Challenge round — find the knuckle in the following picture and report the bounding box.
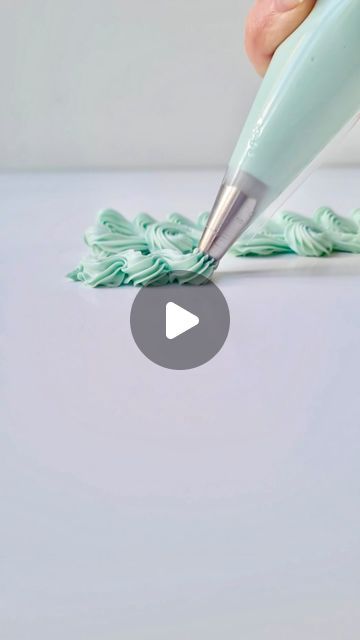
[246,1,280,58]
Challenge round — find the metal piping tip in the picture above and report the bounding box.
[198,228,218,256]
[198,185,257,262]
[198,172,267,262]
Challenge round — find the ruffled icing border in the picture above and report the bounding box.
[68,207,360,287]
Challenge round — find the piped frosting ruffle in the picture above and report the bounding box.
[69,207,360,287]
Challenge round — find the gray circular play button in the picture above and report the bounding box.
[130,272,230,370]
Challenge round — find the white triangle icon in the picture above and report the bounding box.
[166,302,200,340]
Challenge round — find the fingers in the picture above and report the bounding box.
[245,0,317,76]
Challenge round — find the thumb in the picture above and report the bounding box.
[245,0,317,76]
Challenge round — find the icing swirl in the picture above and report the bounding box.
[96,209,135,235]
[145,221,196,253]
[133,213,157,232]
[231,218,290,257]
[68,253,128,288]
[278,211,334,257]
[314,207,360,253]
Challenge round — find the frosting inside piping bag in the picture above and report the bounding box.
[68,207,360,287]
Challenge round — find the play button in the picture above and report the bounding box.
[130,271,230,370]
[166,303,199,340]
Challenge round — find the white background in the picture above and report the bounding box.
[1,0,359,170]
[1,167,360,638]
[1,2,360,634]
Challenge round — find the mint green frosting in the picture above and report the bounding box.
[68,207,360,287]
[231,208,360,258]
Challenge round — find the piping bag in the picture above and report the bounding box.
[199,0,360,262]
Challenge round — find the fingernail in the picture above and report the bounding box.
[275,0,304,11]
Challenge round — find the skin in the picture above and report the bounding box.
[245,0,317,75]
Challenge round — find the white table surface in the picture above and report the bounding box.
[1,168,360,639]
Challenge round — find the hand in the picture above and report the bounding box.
[245,0,317,76]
